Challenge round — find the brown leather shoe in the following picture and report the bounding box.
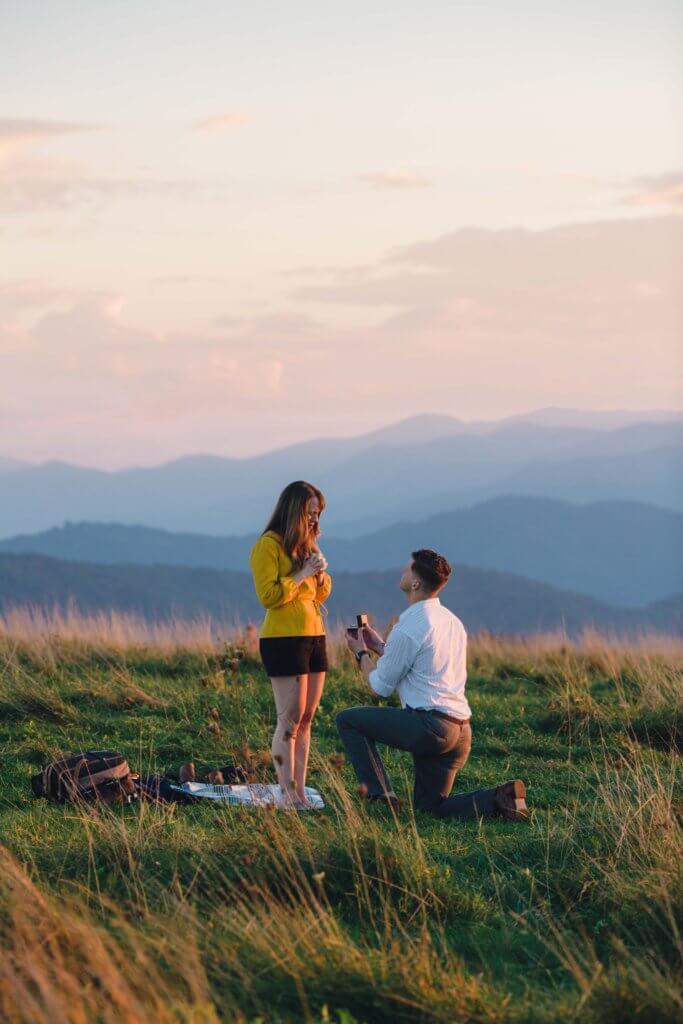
[494,779,529,821]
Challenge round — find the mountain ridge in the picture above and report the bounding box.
[0,416,681,539]
[1,496,680,608]
[3,409,681,473]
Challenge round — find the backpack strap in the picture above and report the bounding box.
[76,760,130,794]
[44,756,89,801]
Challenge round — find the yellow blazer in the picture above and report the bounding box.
[249,531,333,638]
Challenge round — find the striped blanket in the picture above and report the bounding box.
[176,781,325,809]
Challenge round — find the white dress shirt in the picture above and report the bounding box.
[368,597,471,720]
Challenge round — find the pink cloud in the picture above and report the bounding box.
[0,163,196,214]
[2,214,681,463]
[0,118,99,143]
[192,112,250,135]
[0,116,194,213]
[619,172,683,207]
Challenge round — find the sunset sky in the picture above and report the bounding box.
[2,0,682,467]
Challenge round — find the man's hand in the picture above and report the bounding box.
[361,625,385,655]
[345,628,379,692]
[345,629,368,655]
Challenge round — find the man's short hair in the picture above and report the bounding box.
[411,549,452,592]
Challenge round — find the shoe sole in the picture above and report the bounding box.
[497,779,529,821]
[511,779,526,803]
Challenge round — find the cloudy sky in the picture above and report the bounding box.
[2,0,682,467]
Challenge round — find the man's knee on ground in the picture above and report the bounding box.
[413,792,443,815]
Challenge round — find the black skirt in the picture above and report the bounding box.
[259,636,328,677]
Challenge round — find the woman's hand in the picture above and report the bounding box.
[294,553,327,582]
[313,545,329,586]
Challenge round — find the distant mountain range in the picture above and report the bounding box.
[0,412,681,539]
[1,553,680,636]
[0,458,26,473]
[1,497,680,608]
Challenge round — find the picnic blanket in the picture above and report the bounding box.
[176,781,325,809]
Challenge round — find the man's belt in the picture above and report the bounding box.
[408,706,471,726]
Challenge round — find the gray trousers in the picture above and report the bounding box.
[336,705,497,818]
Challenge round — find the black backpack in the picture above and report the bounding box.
[31,750,135,804]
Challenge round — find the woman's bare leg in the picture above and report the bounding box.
[270,676,306,807]
[294,671,326,805]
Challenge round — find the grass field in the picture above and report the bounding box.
[0,614,681,1023]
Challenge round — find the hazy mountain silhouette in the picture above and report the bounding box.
[323,498,683,607]
[1,497,680,607]
[349,447,683,536]
[495,408,683,430]
[0,413,680,538]
[0,458,28,473]
[0,553,680,636]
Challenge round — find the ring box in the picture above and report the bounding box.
[346,613,369,637]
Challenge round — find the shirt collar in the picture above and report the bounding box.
[401,596,441,619]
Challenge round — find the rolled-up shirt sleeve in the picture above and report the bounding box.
[368,628,419,698]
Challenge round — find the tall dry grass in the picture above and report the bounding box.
[2,603,681,668]
[0,605,224,657]
[3,738,680,1023]
[468,627,683,746]
[0,844,221,1024]
[0,765,516,1024]
[1,608,681,1021]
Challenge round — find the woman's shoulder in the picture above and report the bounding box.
[250,531,283,556]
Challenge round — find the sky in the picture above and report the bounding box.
[1,0,682,467]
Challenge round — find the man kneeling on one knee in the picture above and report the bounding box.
[338,549,529,821]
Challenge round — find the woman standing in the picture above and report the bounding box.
[249,481,332,808]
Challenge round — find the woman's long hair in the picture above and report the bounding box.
[263,481,326,568]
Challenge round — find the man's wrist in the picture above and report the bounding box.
[355,649,370,666]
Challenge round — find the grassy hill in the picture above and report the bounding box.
[0,552,681,635]
[0,627,680,1022]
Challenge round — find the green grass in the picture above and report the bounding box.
[0,630,681,1023]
